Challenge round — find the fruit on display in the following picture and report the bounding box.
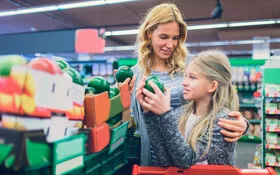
[0,55,27,76]
[21,94,36,114]
[109,86,120,98]
[23,73,36,96]
[29,57,62,75]
[63,67,84,86]
[115,66,134,83]
[144,75,164,93]
[0,77,22,95]
[9,71,36,97]
[55,59,70,71]
[0,92,14,112]
[88,76,110,94]
[85,87,96,95]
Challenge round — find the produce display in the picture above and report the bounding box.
[85,86,96,95]
[0,56,131,175]
[109,86,120,98]
[55,59,70,70]
[0,55,27,76]
[63,67,84,86]
[88,76,110,94]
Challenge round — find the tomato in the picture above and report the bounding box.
[115,66,134,83]
[63,67,84,86]
[88,76,110,94]
[144,76,164,93]
[109,86,119,98]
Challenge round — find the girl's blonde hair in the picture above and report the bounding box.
[178,50,239,158]
[136,3,187,76]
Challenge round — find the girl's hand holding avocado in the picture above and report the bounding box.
[136,77,171,115]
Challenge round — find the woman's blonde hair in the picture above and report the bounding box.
[136,3,188,76]
[178,50,239,159]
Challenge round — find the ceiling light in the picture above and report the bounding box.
[186,39,264,47]
[17,6,58,15]
[0,11,17,17]
[57,1,104,10]
[104,45,135,51]
[228,20,276,27]
[0,0,140,17]
[188,23,228,30]
[103,19,279,36]
[104,29,139,36]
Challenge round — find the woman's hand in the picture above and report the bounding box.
[114,69,136,93]
[123,76,136,93]
[138,79,171,115]
[218,111,248,142]
[136,77,150,112]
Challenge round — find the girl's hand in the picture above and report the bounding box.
[218,111,248,142]
[141,81,171,115]
[114,69,136,93]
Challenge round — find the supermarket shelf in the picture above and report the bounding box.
[239,135,261,143]
[266,144,280,149]
[266,162,280,167]
[265,95,280,98]
[265,110,280,115]
[266,128,280,132]
[239,103,259,108]
[248,119,261,124]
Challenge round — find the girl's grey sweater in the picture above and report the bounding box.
[143,106,236,168]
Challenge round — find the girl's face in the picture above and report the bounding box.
[182,62,214,102]
[149,21,180,61]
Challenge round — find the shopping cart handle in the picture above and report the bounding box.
[132,164,277,175]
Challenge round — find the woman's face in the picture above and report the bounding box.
[149,21,180,61]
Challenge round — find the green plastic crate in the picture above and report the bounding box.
[106,113,122,127]
[52,134,86,175]
[66,166,84,175]
[84,147,107,174]
[84,138,128,175]
[2,164,51,175]
[108,121,129,154]
[127,128,140,160]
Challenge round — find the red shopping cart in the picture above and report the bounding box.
[132,165,277,175]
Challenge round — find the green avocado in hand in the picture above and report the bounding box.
[144,76,164,94]
[115,66,134,83]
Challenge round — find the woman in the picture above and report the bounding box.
[126,3,248,166]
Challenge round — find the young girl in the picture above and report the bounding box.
[136,50,239,168]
